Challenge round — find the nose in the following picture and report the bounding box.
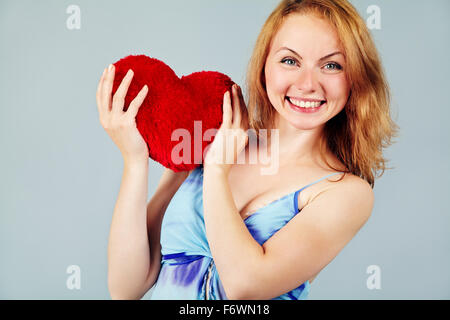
[294,67,317,93]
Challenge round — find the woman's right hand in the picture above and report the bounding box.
[96,64,149,162]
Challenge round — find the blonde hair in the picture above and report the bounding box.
[244,0,399,187]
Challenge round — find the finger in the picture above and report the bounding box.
[222,90,232,127]
[96,67,106,103]
[126,85,148,119]
[231,84,241,127]
[96,68,107,116]
[112,69,134,116]
[238,86,250,130]
[102,64,116,113]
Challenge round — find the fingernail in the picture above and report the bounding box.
[108,64,113,71]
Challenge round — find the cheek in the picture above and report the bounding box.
[265,64,290,97]
[322,74,350,102]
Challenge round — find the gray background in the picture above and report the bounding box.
[1,0,449,299]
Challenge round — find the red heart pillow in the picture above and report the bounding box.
[111,54,234,172]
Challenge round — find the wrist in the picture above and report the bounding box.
[123,155,149,170]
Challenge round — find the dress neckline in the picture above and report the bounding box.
[198,165,344,223]
[242,191,296,222]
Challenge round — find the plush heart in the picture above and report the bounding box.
[111,54,234,172]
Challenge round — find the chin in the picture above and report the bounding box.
[279,113,324,130]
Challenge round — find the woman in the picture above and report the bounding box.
[98,0,398,300]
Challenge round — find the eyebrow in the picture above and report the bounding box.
[277,46,344,61]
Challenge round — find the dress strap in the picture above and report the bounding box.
[298,172,344,192]
[293,172,345,213]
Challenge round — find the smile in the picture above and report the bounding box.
[285,96,326,113]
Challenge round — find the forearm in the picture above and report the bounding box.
[107,157,150,299]
[203,166,265,299]
[146,168,191,257]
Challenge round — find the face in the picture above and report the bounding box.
[264,13,351,130]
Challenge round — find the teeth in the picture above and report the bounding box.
[288,97,323,108]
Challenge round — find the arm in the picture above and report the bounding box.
[98,63,152,299]
[247,176,374,299]
[202,85,262,299]
[107,160,191,300]
[107,157,150,300]
[203,167,264,299]
[203,169,374,300]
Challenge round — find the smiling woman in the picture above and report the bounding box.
[247,0,398,186]
[104,0,398,301]
[144,0,399,301]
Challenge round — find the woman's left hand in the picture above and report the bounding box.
[203,84,249,175]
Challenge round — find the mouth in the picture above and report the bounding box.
[285,96,326,113]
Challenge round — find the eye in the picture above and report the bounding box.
[323,62,343,71]
[280,57,298,66]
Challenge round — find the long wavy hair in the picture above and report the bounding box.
[244,0,399,187]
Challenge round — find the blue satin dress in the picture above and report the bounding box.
[150,164,344,300]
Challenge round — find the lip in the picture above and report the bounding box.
[286,97,326,113]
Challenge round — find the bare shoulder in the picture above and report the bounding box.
[334,171,371,186]
[301,168,372,203]
[337,172,374,201]
[291,171,375,253]
[320,172,374,221]
[297,169,374,226]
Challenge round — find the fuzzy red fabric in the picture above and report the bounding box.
[111,54,234,172]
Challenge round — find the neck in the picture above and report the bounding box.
[262,113,328,168]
